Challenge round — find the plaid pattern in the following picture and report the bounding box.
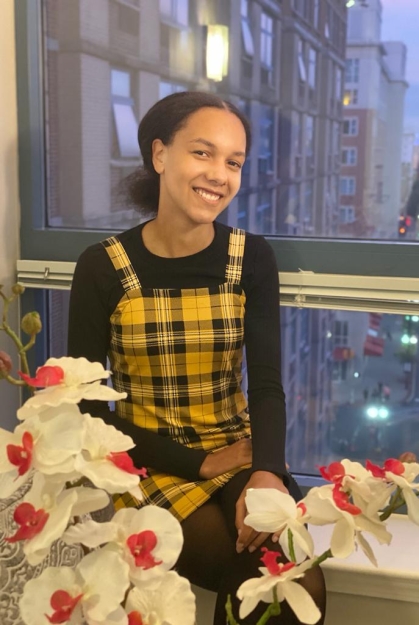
[103,229,251,521]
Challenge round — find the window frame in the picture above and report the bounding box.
[16,0,419,287]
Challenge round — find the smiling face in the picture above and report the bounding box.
[151,107,247,228]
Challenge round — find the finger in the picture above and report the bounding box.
[236,526,258,552]
[248,531,270,553]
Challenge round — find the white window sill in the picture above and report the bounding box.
[310,513,419,604]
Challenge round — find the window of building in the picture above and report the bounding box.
[118,3,140,36]
[342,147,357,165]
[241,0,254,57]
[160,0,188,27]
[340,176,356,195]
[237,193,249,230]
[343,117,359,136]
[343,89,358,106]
[159,80,186,99]
[298,39,306,82]
[111,69,140,159]
[258,105,275,177]
[308,48,317,89]
[256,189,272,233]
[339,206,355,224]
[260,12,273,68]
[345,58,360,83]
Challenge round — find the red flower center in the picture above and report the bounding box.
[19,365,64,388]
[366,458,405,479]
[332,484,361,515]
[45,590,83,624]
[128,611,144,625]
[6,502,49,543]
[260,548,296,576]
[6,431,34,476]
[107,451,148,477]
[318,461,345,484]
[126,530,162,569]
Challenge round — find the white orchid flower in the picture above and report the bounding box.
[366,458,419,524]
[7,472,109,566]
[19,549,130,625]
[73,415,144,497]
[63,506,183,586]
[244,488,314,563]
[0,406,85,497]
[324,459,393,517]
[304,485,391,565]
[237,551,321,624]
[17,357,126,420]
[126,571,196,625]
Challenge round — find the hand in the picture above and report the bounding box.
[235,471,289,554]
[199,438,252,480]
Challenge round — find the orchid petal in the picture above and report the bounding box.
[77,550,130,621]
[283,580,322,625]
[403,487,419,525]
[127,571,196,625]
[20,567,80,625]
[330,518,355,558]
[356,532,378,567]
[63,519,119,548]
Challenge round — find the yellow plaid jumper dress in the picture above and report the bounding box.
[102,228,251,521]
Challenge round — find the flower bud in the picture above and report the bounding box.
[21,311,42,336]
[398,451,417,464]
[0,351,13,375]
[12,283,25,296]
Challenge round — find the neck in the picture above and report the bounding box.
[142,218,215,258]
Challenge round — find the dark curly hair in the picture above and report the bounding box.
[123,91,252,217]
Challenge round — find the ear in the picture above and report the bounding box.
[151,139,167,174]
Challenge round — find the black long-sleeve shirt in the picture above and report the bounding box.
[67,221,287,482]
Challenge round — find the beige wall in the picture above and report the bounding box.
[0,0,20,428]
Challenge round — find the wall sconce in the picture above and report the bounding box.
[206,25,229,81]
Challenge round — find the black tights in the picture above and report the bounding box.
[176,470,326,625]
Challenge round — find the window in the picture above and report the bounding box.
[345,58,360,83]
[258,105,274,177]
[237,194,249,230]
[159,80,185,99]
[160,0,188,27]
[15,0,419,483]
[340,176,356,195]
[118,4,139,36]
[111,70,140,159]
[298,39,306,82]
[240,0,254,57]
[343,117,359,136]
[342,147,357,165]
[339,206,355,224]
[308,48,317,89]
[260,13,273,68]
[343,89,358,106]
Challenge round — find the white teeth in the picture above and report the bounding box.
[194,188,221,201]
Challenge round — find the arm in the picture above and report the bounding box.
[235,238,290,551]
[68,247,251,481]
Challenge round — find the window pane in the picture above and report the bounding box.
[281,307,419,475]
[111,69,130,98]
[41,0,419,241]
[47,293,419,477]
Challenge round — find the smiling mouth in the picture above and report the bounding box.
[193,187,223,203]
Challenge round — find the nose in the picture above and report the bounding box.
[205,159,228,186]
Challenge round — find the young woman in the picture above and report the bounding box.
[68,91,325,624]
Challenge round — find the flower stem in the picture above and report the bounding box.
[311,549,333,568]
[225,595,239,625]
[255,588,281,625]
[379,487,404,522]
[288,528,297,563]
